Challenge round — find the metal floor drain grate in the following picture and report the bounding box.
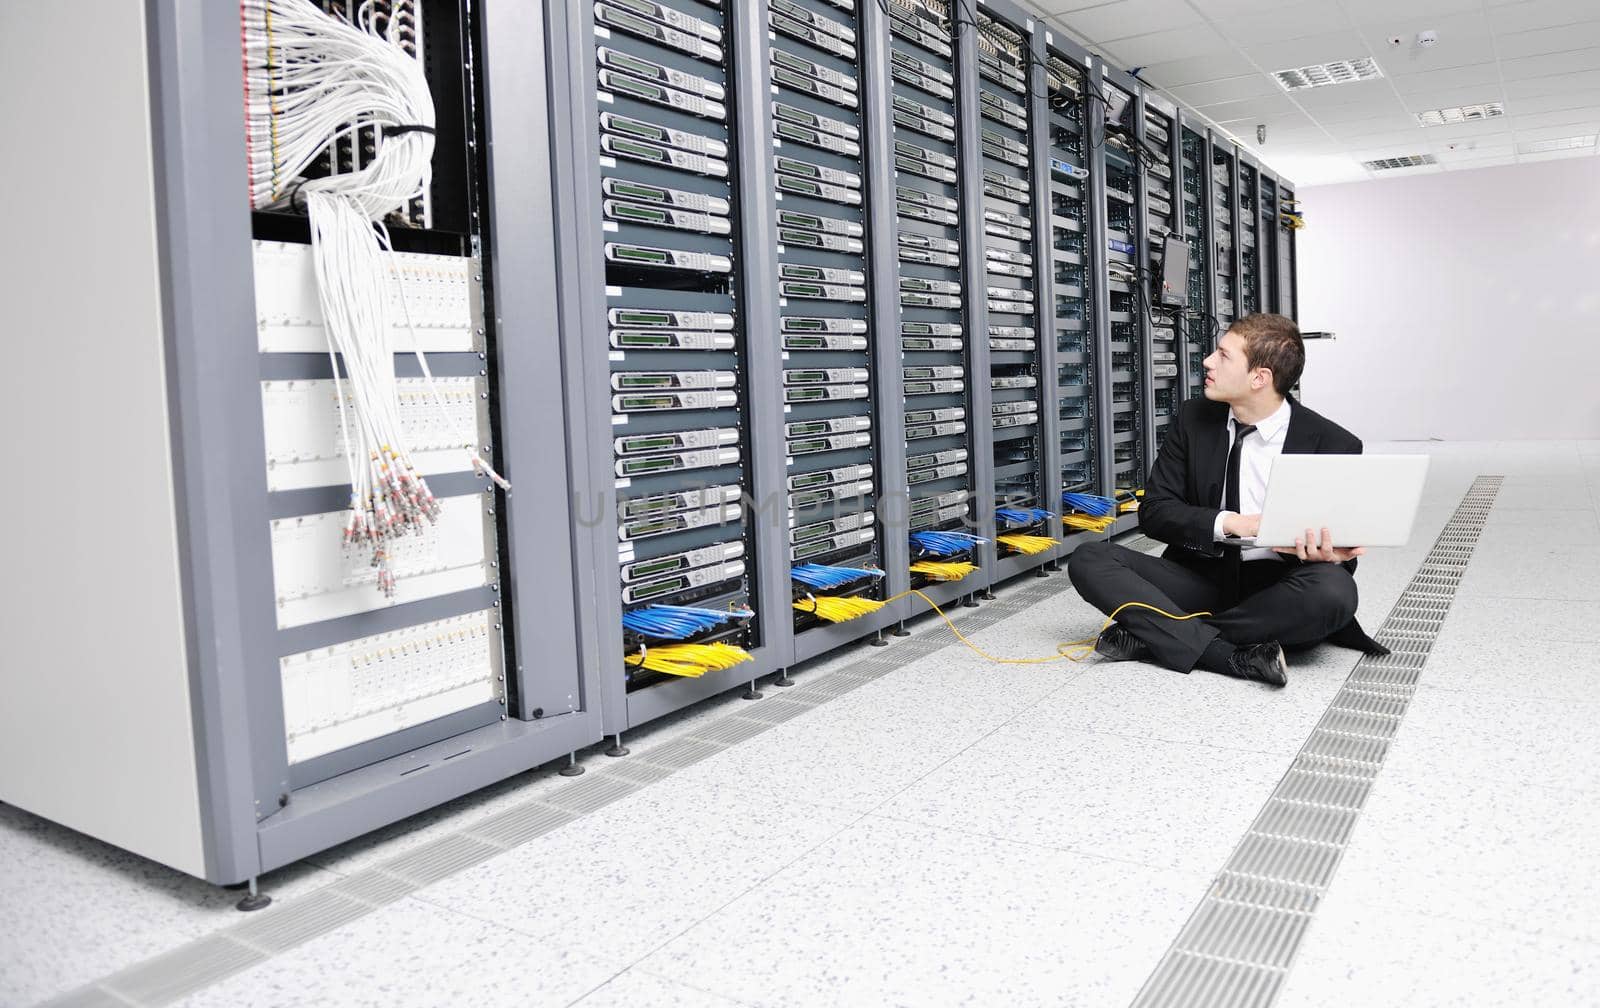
[43,543,1109,1007]
[1132,476,1502,1008]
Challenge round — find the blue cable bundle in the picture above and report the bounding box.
[622,605,750,641]
[909,530,988,556]
[791,564,884,590]
[996,506,1054,527]
[1062,492,1116,517]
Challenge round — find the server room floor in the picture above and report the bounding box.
[6,440,1600,1008]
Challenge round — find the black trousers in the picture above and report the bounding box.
[1066,541,1359,673]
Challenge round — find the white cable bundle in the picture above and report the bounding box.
[242,0,508,596]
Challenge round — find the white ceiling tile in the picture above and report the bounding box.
[1427,130,1514,148]
[1387,63,1504,94]
[1189,0,1287,18]
[1495,22,1600,60]
[1327,126,1432,149]
[1512,120,1600,141]
[1167,74,1281,105]
[1366,37,1501,76]
[1432,145,1518,164]
[1189,92,1301,120]
[1210,3,1352,47]
[1288,79,1397,113]
[1358,10,1492,48]
[1512,87,1600,114]
[1415,121,1516,143]
[1508,109,1600,131]
[1301,91,1410,122]
[1103,24,1233,66]
[1517,146,1600,162]
[1244,31,1378,72]
[1060,0,1202,42]
[1398,84,1518,111]
[1341,0,1483,22]
[1439,154,1521,172]
[1486,0,1600,34]
[1030,0,1125,14]
[1502,69,1600,98]
[1134,51,1259,86]
[1500,49,1600,81]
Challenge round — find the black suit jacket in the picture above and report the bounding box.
[1138,395,1388,654]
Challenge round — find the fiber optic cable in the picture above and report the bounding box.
[909,530,987,556]
[625,642,752,678]
[996,533,1057,555]
[1061,492,1116,517]
[996,506,1054,528]
[791,564,885,591]
[622,605,751,641]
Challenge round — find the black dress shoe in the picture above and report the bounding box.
[1226,641,1289,687]
[1093,624,1152,662]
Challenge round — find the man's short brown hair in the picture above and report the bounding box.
[1229,313,1304,396]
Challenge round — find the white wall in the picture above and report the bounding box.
[1296,157,1600,442]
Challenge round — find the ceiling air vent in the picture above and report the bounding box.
[1274,58,1382,92]
[1415,102,1504,126]
[1519,135,1596,154]
[1362,154,1438,170]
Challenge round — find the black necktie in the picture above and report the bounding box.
[1225,424,1257,515]
[1222,423,1257,604]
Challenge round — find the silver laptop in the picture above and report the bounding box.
[1245,454,1430,549]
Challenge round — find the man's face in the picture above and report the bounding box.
[1201,329,1268,404]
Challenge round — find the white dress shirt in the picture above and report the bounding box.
[1212,396,1292,562]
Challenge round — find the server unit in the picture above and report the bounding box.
[1,0,599,886]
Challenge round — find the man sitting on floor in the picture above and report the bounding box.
[1066,312,1387,687]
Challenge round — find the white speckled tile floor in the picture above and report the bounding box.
[6,441,1600,1006]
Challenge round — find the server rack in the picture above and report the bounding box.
[0,0,603,886]
[1140,95,1182,453]
[560,0,793,739]
[975,4,1057,582]
[1257,169,1280,314]
[1178,116,1212,401]
[1237,155,1262,317]
[1045,38,1103,532]
[768,0,909,664]
[1096,63,1147,507]
[1278,180,1300,320]
[887,0,991,607]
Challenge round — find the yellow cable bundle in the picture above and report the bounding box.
[794,595,886,623]
[910,559,978,582]
[1118,499,1140,514]
[997,533,1058,555]
[624,642,752,678]
[1062,513,1115,533]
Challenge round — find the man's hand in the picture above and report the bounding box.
[1222,512,1261,539]
[1275,528,1367,563]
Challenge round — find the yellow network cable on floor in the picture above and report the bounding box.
[879,590,1214,665]
[794,595,886,623]
[996,533,1058,555]
[625,642,752,678]
[910,559,978,582]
